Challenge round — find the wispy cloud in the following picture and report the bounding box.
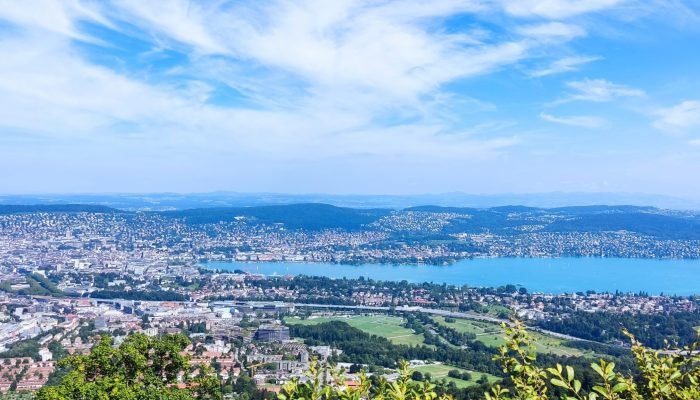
[540,112,606,128]
[565,78,645,102]
[499,0,626,19]
[516,22,587,42]
[653,100,700,133]
[529,56,601,77]
[0,0,110,42]
[0,0,535,162]
[107,0,229,54]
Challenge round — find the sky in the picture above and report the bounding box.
[1,0,700,197]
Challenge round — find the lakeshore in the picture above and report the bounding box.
[204,257,700,295]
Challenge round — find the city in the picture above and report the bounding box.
[1,206,699,398]
[2,0,700,399]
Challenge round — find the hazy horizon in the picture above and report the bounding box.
[3,190,700,210]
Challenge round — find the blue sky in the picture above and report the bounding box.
[1,0,700,197]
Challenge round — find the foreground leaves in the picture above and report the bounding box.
[35,333,221,400]
[486,322,700,400]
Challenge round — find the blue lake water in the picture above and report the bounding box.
[203,258,700,295]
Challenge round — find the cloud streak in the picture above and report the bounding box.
[540,112,606,128]
[566,78,645,102]
[529,56,601,77]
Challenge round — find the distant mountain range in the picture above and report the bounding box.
[1,191,699,211]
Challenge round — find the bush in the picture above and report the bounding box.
[35,333,221,400]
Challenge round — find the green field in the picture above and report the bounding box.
[431,316,588,357]
[285,314,428,346]
[410,363,500,388]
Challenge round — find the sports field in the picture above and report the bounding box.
[286,314,428,346]
[410,363,500,388]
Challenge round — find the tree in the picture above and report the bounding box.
[411,370,424,381]
[485,321,700,400]
[349,363,363,373]
[49,341,68,361]
[35,333,221,400]
[232,373,257,398]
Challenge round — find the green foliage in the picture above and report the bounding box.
[48,341,68,361]
[33,321,700,400]
[448,370,472,381]
[537,311,700,348]
[0,273,65,297]
[485,321,700,400]
[279,360,452,400]
[35,333,221,400]
[282,320,700,400]
[89,289,187,301]
[290,320,501,374]
[0,339,41,360]
[23,273,64,296]
[161,203,391,231]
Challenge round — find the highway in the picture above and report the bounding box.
[33,294,598,344]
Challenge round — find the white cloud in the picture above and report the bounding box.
[517,22,586,42]
[689,139,700,146]
[500,0,626,19]
[0,0,111,42]
[202,1,529,102]
[107,0,229,54]
[529,56,601,77]
[0,30,520,165]
[653,100,700,133]
[540,112,606,128]
[566,78,645,102]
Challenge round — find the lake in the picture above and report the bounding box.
[203,257,700,295]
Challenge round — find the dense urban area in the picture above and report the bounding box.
[1,204,700,399]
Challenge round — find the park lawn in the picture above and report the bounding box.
[411,363,500,389]
[432,316,506,346]
[286,314,428,347]
[431,316,586,357]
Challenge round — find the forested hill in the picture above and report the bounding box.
[404,205,700,238]
[0,204,121,214]
[3,202,700,240]
[158,203,392,230]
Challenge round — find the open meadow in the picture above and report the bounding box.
[410,363,500,389]
[285,314,428,347]
[430,316,590,357]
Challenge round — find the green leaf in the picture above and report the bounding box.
[573,380,581,393]
[612,382,628,393]
[590,363,604,377]
[551,378,568,389]
[566,366,575,382]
